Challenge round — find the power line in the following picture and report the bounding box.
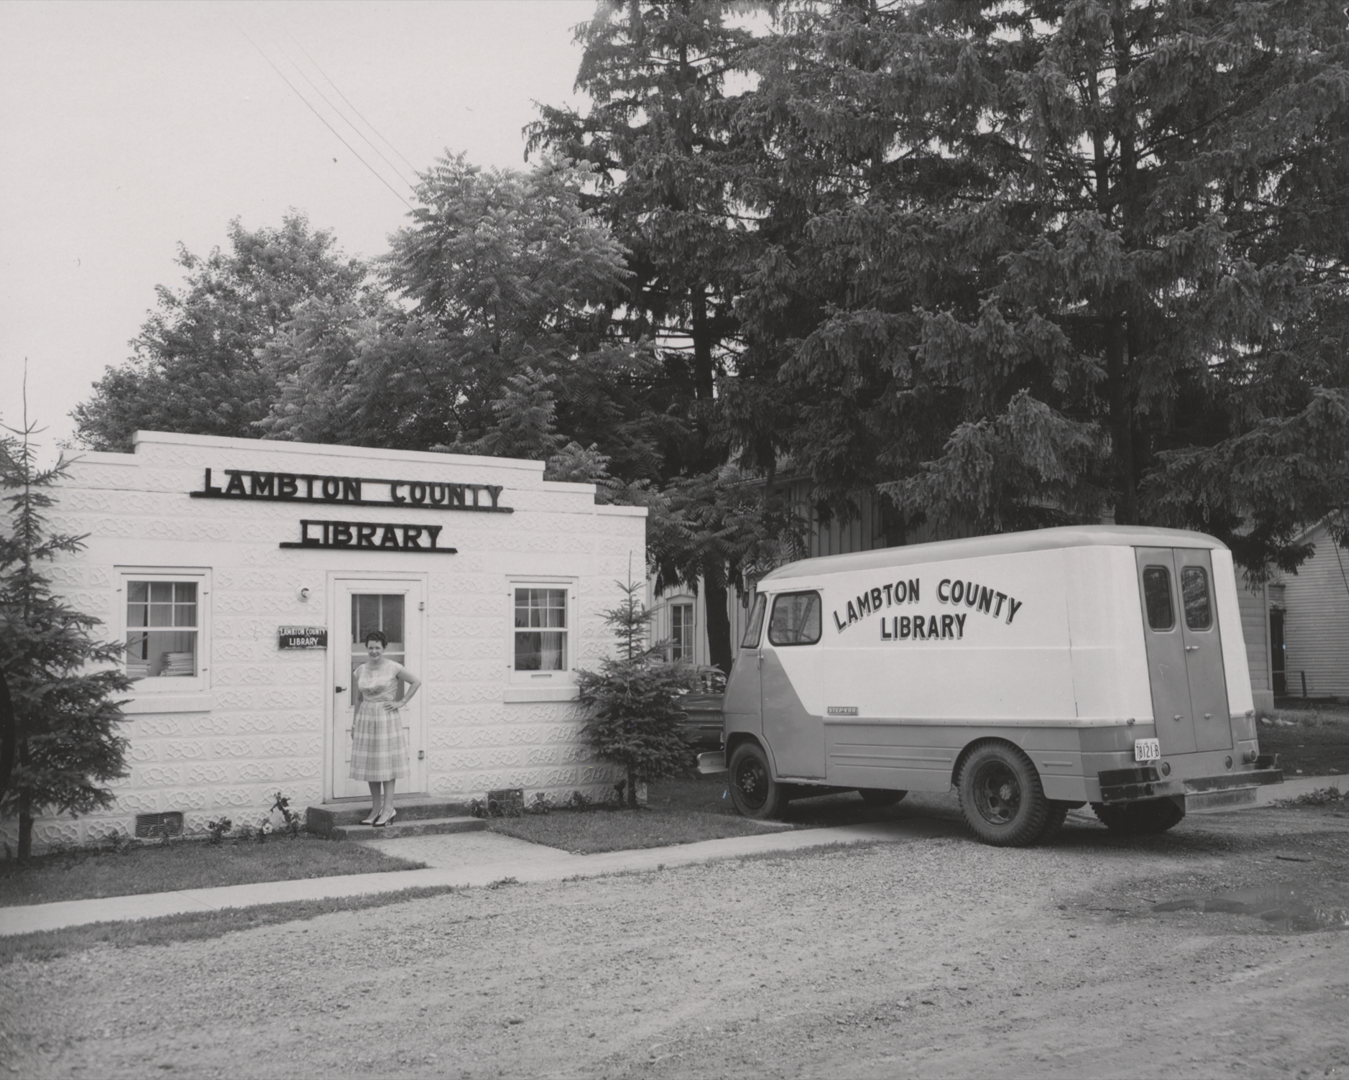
[287,35,422,184]
[237,25,416,212]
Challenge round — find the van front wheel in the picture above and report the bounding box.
[729,743,785,820]
[957,742,1052,847]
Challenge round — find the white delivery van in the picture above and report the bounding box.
[713,525,1282,846]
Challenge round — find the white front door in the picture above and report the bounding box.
[328,576,426,799]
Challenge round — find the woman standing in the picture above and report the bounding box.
[351,629,420,826]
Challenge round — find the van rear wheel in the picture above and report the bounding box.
[729,743,785,820]
[957,742,1052,847]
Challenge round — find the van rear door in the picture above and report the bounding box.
[1136,548,1233,755]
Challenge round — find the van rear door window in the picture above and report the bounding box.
[741,594,766,648]
[1142,566,1175,631]
[1181,566,1212,630]
[768,591,822,646]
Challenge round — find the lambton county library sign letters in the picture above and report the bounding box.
[190,467,516,553]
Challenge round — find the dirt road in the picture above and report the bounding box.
[3,797,1347,1079]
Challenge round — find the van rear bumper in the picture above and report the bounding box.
[1098,758,1283,806]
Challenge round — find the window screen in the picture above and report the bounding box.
[1142,566,1174,631]
[768,592,822,646]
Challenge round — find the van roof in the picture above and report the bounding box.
[760,524,1225,583]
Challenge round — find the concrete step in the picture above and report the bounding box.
[306,798,477,838]
[329,814,486,841]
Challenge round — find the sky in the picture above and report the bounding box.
[0,0,595,459]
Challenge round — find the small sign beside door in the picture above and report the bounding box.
[279,625,328,650]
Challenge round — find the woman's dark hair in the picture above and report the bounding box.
[363,629,388,647]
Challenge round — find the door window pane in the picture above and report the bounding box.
[1142,567,1174,631]
[768,592,822,646]
[1181,566,1212,630]
[352,594,404,648]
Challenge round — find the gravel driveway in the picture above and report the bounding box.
[3,796,1347,1079]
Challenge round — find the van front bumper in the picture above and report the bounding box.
[1098,756,1283,810]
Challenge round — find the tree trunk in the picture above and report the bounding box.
[704,576,733,677]
[17,803,33,861]
[1106,314,1138,525]
[0,670,14,801]
[626,763,638,809]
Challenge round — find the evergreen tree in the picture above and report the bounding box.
[575,577,694,807]
[730,0,1349,572]
[0,418,130,860]
[531,2,780,669]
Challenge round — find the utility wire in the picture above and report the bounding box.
[288,35,422,183]
[238,25,416,212]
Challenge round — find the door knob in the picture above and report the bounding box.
[335,686,346,694]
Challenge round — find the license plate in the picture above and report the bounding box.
[1134,738,1161,763]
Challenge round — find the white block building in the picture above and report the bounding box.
[8,431,646,850]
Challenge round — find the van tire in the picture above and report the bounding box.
[858,789,907,807]
[1092,798,1186,835]
[729,743,786,819]
[957,742,1051,847]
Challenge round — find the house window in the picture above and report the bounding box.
[512,583,571,681]
[670,601,695,661]
[120,570,209,690]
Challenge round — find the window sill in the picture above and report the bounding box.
[121,692,213,715]
[503,686,579,703]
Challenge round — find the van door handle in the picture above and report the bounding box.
[1184,645,1199,652]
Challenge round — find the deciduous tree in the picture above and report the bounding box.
[73,214,369,451]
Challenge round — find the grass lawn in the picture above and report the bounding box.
[485,774,915,853]
[0,835,426,908]
[485,776,770,852]
[0,885,461,968]
[1258,703,1349,777]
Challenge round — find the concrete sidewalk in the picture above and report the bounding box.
[0,774,1339,940]
[0,821,915,939]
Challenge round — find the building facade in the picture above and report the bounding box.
[6,432,646,851]
[1269,520,1349,701]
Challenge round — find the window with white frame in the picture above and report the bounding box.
[669,600,695,661]
[120,570,210,690]
[511,582,572,682]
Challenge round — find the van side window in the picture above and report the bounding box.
[741,594,766,648]
[768,591,822,646]
[1181,566,1212,630]
[1142,566,1174,631]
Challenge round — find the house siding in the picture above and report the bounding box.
[1276,523,1349,699]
